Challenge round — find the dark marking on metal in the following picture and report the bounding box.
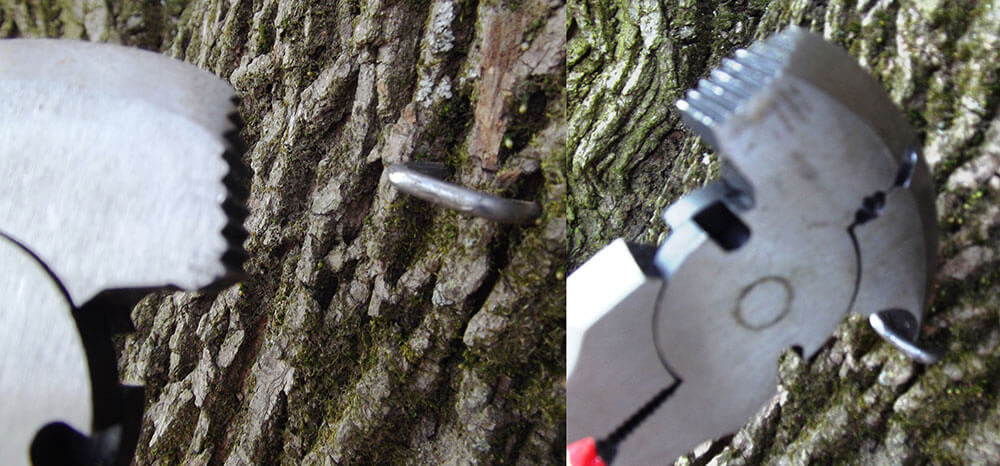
[789,150,819,181]
[733,275,794,330]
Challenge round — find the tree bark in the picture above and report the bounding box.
[1,0,566,464]
[570,0,1000,464]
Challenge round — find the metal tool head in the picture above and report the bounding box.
[0,38,249,307]
[0,39,250,465]
[568,27,937,464]
[0,235,92,463]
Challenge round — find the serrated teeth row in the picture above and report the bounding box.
[219,102,252,276]
[676,29,796,132]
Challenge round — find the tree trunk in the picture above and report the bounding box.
[570,0,1000,464]
[1,0,566,464]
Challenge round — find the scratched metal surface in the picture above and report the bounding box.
[0,235,91,465]
[568,28,936,464]
[0,39,247,306]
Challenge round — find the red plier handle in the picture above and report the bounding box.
[567,437,608,466]
[567,381,681,465]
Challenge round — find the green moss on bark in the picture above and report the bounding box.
[570,0,1000,463]
[1,0,565,463]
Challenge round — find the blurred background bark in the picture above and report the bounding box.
[1,0,566,463]
[569,0,1000,464]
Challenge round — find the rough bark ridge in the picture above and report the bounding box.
[2,0,566,463]
[570,0,1000,464]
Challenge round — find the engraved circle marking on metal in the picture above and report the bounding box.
[636,28,933,465]
[734,276,793,330]
[0,235,91,466]
[567,27,938,465]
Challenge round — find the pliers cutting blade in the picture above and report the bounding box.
[567,27,939,465]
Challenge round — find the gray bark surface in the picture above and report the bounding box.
[569,0,1000,464]
[1,0,566,464]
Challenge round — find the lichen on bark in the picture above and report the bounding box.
[570,0,1000,464]
[1,0,566,463]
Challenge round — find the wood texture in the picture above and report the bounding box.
[1,0,566,463]
[569,0,1000,464]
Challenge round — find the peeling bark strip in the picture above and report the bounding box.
[0,0,566,464]
[570,0,1000,464]
[471,3,567,172]
[470,8,525,172]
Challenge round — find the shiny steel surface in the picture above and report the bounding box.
[870,309,941,364]
[567,240,677,453]
[0,39,250,464]
[0,235,91,465]
[567,27,938,464]
[387,161,542,224]
[0,39,248,307]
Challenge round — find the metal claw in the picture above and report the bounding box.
[869,309,942,364]
[386,161,541,224]
[568,27,941,465]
